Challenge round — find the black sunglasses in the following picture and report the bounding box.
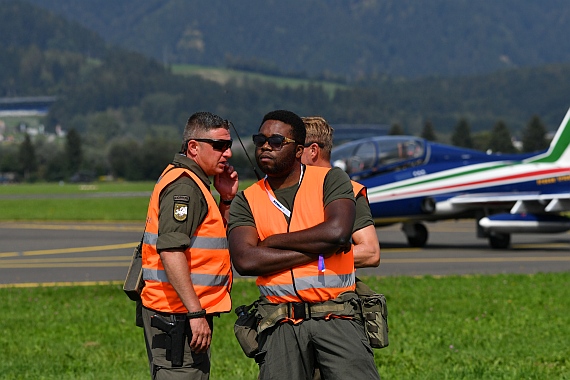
[191,138,233,151]
[252,134,297,150]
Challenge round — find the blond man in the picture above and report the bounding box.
[301,116,380,268]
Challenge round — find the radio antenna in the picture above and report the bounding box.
[229,121,261,180]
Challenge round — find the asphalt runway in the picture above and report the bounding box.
[0,220,569,286]
[363,220,570,277]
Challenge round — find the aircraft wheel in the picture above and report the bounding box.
[489,233,510,249]
[405,223,428,247]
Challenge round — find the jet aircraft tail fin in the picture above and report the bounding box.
[527,106,570,164]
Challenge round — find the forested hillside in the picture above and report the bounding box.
[22,0,570,79]
[1,0,570,183]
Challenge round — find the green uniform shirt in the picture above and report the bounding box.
[156,154,211,252]
[228,166,356,234]
[354,189,374,233]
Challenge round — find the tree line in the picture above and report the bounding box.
[3,1,570,137]
[0,0,563,183]
[408,114,550,153]
[1,112,550,184]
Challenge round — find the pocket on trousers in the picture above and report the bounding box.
[233,303,260,358]
[361,294,389,349]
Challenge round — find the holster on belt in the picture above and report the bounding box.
[256,292,360,334]
[151,314,188,367]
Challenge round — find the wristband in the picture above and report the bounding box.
[186,309,206,319]
[221,198,233,205]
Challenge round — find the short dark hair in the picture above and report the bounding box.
[260,110,306,146]
[183,112,229,142]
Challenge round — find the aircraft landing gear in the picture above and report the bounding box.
[402,222,428,247]
[488,232,511,249]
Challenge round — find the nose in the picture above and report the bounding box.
[259,140,272,150]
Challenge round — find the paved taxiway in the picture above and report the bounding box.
[0,220,569,286]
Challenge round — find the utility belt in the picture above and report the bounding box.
[234,280,389,359]
[233,292,359,358]
[256,292,360,333]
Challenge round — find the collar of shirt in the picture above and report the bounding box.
[172,154,211,189]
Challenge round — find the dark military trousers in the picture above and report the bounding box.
[142,306,212,380]
[256,317,380,380]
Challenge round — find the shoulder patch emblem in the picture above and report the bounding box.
[173,203,188,222]
[173,195,190,203]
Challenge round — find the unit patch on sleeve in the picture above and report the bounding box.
[173,195,190,203]
[173,195,190,222]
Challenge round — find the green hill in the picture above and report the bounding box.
[2,0,570,183]
[22,0,570,79]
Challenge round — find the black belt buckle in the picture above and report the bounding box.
[292,302,310,320]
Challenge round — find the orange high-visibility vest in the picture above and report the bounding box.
[352,180,366,199]
[141,164,232,314]
[243,165,356,304]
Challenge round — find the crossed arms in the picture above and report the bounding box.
[228,198,355,276]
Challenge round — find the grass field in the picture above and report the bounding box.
[0,181,257,221]
[0,182,153,220]
[0,181,154,195]
[1,274,569,379]
[171,64,346,98]
[1,182,569,378]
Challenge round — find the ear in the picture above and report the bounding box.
[186,140,199,157]
[295,144,305,159]
[309,143,319,160]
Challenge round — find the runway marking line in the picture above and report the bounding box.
[0,262,131,269]
[0,222,142,232]
[1,256,131,263]
[511,243,570,249]
[381,242,569,253]
[0,280,124,289]
[0,255,132,269]
[0,252,18,258]
[0,242,138,257]
[381,256,570,264]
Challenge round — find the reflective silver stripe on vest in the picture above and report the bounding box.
[143,268,230,287]
[143,233,226,250]
[258,272,355,298]
[191,273,230,287]
[143,268,168,282]
[189,236,228,249]
[143,232,158,246]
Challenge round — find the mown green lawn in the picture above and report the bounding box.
[0,181,154,195]
[1,274,569,379]
[0,181,257,221]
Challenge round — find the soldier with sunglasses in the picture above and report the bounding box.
[228,110,380,380]
[140,111,237,380]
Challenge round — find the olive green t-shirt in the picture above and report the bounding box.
[354,188,374,233]
[155,154,211,252]
[228,166,362,234]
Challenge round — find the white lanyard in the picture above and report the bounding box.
[262,165,325,272]
[263,164,305,218]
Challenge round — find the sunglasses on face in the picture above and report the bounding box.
[252,134,297,150]
[192,138,233,151]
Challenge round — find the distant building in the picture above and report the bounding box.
[0,96,57,117]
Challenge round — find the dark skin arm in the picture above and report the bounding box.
[228,197,355,276]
